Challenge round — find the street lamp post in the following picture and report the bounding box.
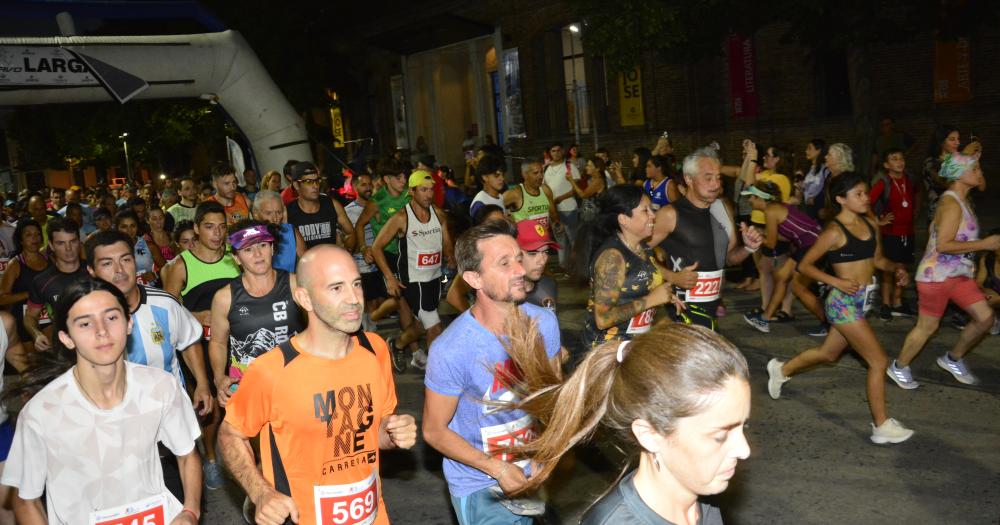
[119,132,132,182]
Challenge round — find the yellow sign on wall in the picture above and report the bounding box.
[619,67,644,127]
[330,106,345,147]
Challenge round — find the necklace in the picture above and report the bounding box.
[72,366,123,409]
[891,176,909,208]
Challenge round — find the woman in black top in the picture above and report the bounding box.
[0,219,49,348]
[494,318,749,524]
[766,173,914,445]
[581,185,680,351]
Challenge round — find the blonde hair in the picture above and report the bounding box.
[261,170,282,190]
[495,310,749,494]
[827,143,855,172]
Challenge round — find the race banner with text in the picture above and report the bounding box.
[0,46,98,87]
[618,66,644,127]
[726,35,758,118]
[933,37,971,104]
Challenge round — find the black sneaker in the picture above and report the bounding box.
[950,313,968,331]
[892,303,916,318]
[878,304,893,322]
[808,323,829,337]
[389,338,408,373]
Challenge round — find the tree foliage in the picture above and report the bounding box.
[6,100,229,172]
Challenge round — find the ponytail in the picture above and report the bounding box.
[494,310,749,495]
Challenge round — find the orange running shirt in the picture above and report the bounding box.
[225,333,397,525]
[211,193,252,226]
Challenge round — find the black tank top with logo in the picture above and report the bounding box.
[658,197,727,321]
[226,270,305,377]
[287,195,340,248]
[583,236,659,349]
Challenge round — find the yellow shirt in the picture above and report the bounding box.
[750,170,791,224]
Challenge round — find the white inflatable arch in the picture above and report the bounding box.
[0,30,313,172]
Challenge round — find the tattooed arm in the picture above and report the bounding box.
[591,248,674,330]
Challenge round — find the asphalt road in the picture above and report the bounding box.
[203,193,1000,524]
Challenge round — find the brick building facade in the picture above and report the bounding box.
[358,0,999,182]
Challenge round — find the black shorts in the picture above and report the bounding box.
[882,234,915,265]
[761,240,791,258]
[403,279,441,314]
[361,271,388,301]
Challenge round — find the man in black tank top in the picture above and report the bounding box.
[208,221,305,408]
[286,162,357,250]
[650,148,763,330]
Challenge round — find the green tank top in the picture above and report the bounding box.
[372,188,411,254]
[510,184,551,226]
[179,249,241,312]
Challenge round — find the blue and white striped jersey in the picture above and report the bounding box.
[126,285,202,386]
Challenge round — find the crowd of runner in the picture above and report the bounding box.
[0,121,991,524]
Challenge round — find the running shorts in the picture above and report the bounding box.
[917,277,986,318]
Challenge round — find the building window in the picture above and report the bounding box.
[562,24,590,133]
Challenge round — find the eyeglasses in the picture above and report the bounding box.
[298,178,322,186]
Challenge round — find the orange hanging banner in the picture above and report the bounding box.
[933,37,971,104]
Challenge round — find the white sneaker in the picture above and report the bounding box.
[990,316,1000,336]
[766,359,789,400]
[886,360,919,390]
[870,418,914,444]
[936,354,979,385]
[410,349,428,370]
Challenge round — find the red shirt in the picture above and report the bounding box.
[281,186,298,206]
[869,173,915,237]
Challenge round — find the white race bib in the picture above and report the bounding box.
[626,308,656,334]
[686,270,725,303]
[314,470,379,525]
[480,414,535,468]
[862,280,879,314]
[89,494,166,525]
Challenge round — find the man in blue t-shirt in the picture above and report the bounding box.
[424,220,562,525]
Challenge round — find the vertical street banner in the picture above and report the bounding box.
[618,66,644,127]
[933,37,972,104]
[727,34,758,118]
[330,106,345,147]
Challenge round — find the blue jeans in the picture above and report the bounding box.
[557,209,579,267]
[450,486,534,525]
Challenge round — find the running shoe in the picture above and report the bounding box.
[807,323,829,337]
[991,316,1000,336]
[886,360,919,389]
[878,304,893,322]
[766,358,789,400]
[870,418,914,444]
[389,338,408,373]
[892,302,916,317]
[950,312,968,330]
[410,349,428,371]
[203,460,225,490]
[743,311,770,333]
[936,354,979,385]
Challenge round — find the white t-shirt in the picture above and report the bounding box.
[469,191,505,218]
[344,200,377,273]
[543,161,581,212]
[2,361,200,525]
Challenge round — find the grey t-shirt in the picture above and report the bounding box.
[525,275,557,311]
[581,470,724,525]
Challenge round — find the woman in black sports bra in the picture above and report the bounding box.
[765,173,916,445]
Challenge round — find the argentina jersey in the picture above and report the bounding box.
[127,286,203,386]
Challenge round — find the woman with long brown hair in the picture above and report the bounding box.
[496,317,750,524]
